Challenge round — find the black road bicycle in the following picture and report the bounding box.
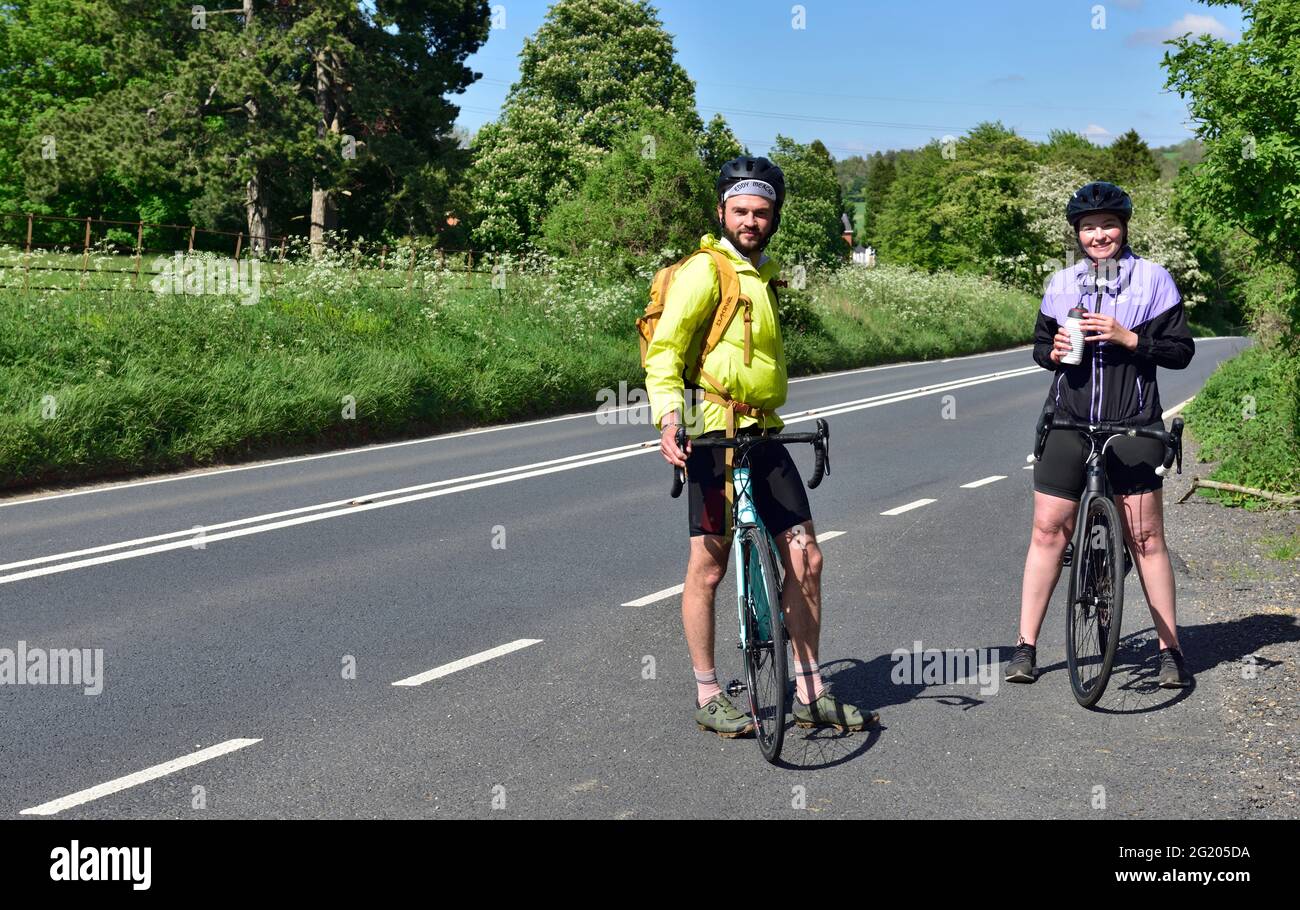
[1030,409,1183,707]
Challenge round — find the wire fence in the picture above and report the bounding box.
[0,211,510,294]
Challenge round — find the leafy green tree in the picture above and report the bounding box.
[0,0,190,238]
[859,151,898,246]
[468,0,701,250]
[833,154,871,202]
[1105,128,1161,188]
[8,1,489,250]
[933,122,1038,280]
[1039,129,1107,177]
[766,136,846,267]
[875,142,947,270]
[699,113,745,178]
[1164,0,1300,296]
[539,107,712,270]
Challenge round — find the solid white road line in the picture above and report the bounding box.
[0,449,651,586]
[392,639,542,687]
[960,475,1007,489]
[620,530,847,607]
[1163,397,1195,420]
[880,499,936,516]
[20,738,261,816]
[0,441,652,573]
[2,365,1046,585]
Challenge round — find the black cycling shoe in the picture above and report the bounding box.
[1158,646,1192,688]
[1005,643,1038,683]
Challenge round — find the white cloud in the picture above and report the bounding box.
[1127,14,1238,47]
[1083,124,1112,145]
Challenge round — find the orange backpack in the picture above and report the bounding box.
[636,246,753,380]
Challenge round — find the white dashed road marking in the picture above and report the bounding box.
[21,738,261,816]
[880,499,937,516]
[392,639,543,687]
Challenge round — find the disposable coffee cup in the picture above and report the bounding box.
[1061,306,1086,366]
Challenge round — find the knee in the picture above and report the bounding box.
[1128,524,1165,558]
[1031,514,1072,548]
[688,553,727,590]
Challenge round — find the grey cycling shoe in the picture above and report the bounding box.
[695,693,755,738]
[1005,642,1038,682]
[1158,647,1192,688]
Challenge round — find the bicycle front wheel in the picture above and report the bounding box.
[1065,494,1125,707]
[739,526,788,763]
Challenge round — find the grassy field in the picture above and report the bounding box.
[0,251,1043,490]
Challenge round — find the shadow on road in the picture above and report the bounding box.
[1035,612,1298,715]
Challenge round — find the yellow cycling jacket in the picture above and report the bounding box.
[645,234,787,435]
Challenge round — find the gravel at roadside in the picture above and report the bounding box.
[1164,432,1300,818]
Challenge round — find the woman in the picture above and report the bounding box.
[1006,181,1195,688]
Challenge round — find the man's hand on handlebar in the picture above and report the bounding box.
[660,415,689,467]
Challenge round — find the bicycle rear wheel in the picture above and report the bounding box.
[739,526,788,763]
[1065,494,1125,707]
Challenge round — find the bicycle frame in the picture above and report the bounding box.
[732,464,784,648]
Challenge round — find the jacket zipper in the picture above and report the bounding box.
[1136,375,1144,411]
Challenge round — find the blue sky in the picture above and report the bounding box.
[453,0,1243,157]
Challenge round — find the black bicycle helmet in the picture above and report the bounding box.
[1066,181,1133,227]
[717,156,786,231]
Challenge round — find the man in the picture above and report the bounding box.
[645,156,879,737]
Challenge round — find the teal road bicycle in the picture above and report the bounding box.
[671,419,830,763]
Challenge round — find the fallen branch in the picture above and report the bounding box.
[1177,476,1300,505]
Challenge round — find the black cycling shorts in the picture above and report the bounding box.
[686,427,812,538]
[1034,421,1166,501]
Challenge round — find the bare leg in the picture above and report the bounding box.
[1116,489,1180,650]
[1018,492,1079,645]
[775,522,822,665]
[682,535,730,674]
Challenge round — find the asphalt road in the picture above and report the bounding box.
[0,336,1252,819]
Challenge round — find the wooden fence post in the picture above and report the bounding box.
[78,216,92,289]
[188,225,196,255]
[22,212,32,291]
[132,220,144,288]
[406,245,417,291]
[234,231,243,261]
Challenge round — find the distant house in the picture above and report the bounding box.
[851,246,876,267]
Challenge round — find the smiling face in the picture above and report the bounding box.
[1076,213,1125,261]
[717,195,775,257]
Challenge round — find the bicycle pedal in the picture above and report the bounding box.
[1062,542,1074,567]
[725,680,746,697]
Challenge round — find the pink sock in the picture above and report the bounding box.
[794,660,825,704]
[694,667,722,706]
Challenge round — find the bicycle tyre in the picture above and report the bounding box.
[739,526,788,763]
[1065,494,1125,707]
